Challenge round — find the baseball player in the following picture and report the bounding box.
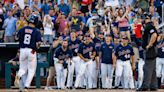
[92,32,104,88]
[45,37,62,90]
[114,35,135,89]
[14,14,42,91]
[99,34,116,89]
[156,31,164,88]
[137,45,145,88]
[74,33,96,89]
[67,31,81,88]
[54,39,73,89]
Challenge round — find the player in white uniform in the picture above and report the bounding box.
[114,35,135,89]
[74,33,96,89]
[54,39,73,89]
[14,14,42,91]
[156,32,164,88]
[67,31,81,88]
[99,34,116,89]
[137,45,145,88]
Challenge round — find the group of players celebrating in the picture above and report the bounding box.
[14,14,164,92]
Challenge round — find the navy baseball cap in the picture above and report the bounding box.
[144,12,152,19]
[92,10,97,14]
[106,34,112,37]
[99,31,104,35]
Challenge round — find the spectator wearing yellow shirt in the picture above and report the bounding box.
[16,14,28,31]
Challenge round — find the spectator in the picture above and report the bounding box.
[23,6,32,20]
[116,7,131,42]
[16,14,28,31]
[58,0,70,17]
[30,0,42,12]
[57,0,68,5]
[42,0,53,17]
[136,8,145,19]
[68,8,84,35]
[43,10,54,44]
[12,3,21,18]
[80,0,92,15]
[0,3,5,42]
[149,6,160,21]
[56,12,69,36]
[154,0,163,17]
[3,0,13,18]
[2,9,17,42]
[137,0,149,12]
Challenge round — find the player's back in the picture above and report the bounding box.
[18,26,42,51]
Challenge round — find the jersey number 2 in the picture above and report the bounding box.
[24,34,31,45]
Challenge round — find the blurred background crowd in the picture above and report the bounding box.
[0,0,163,45]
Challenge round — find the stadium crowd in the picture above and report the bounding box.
[1,0,164,91]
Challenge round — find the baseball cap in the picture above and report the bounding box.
[99,31,104,35]
[144,12,152,19]
[131,12,136,17]
[27,14,38,24]
[92,10,97,14]
[106,34,112,37]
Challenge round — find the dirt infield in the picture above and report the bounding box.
[0,89,164,92]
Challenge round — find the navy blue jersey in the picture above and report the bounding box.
[115,44,134,61]
[157,39,164,58]
[68,38,81,56]
[93,37,103,56]
[100,42,114,64]
[78,42,96,59]
[54,46,73,60]
[93,37,102,52]
[18,26,42,51]
[138,46,144,59]
[113,43,120,51]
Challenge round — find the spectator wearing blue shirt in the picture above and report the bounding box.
[58,0,70,17]
[30,0,42,12]
[42,1,53,17]
[3,1,13,19]
[2,9,17,42]
[154,0,163,17]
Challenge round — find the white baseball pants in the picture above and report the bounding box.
[101,63,114,89]
[138,58,145,88]
[17,48,37,88]
[156,57,164,84]
[115,60,134,89]
[74,59,94,88]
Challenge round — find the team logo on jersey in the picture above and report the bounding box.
[95,43,101,47]
[109,46,113,49]
[69,44,79,50]
[83,47,93,54]
[58,54,70,60]
[118,49,131,56]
